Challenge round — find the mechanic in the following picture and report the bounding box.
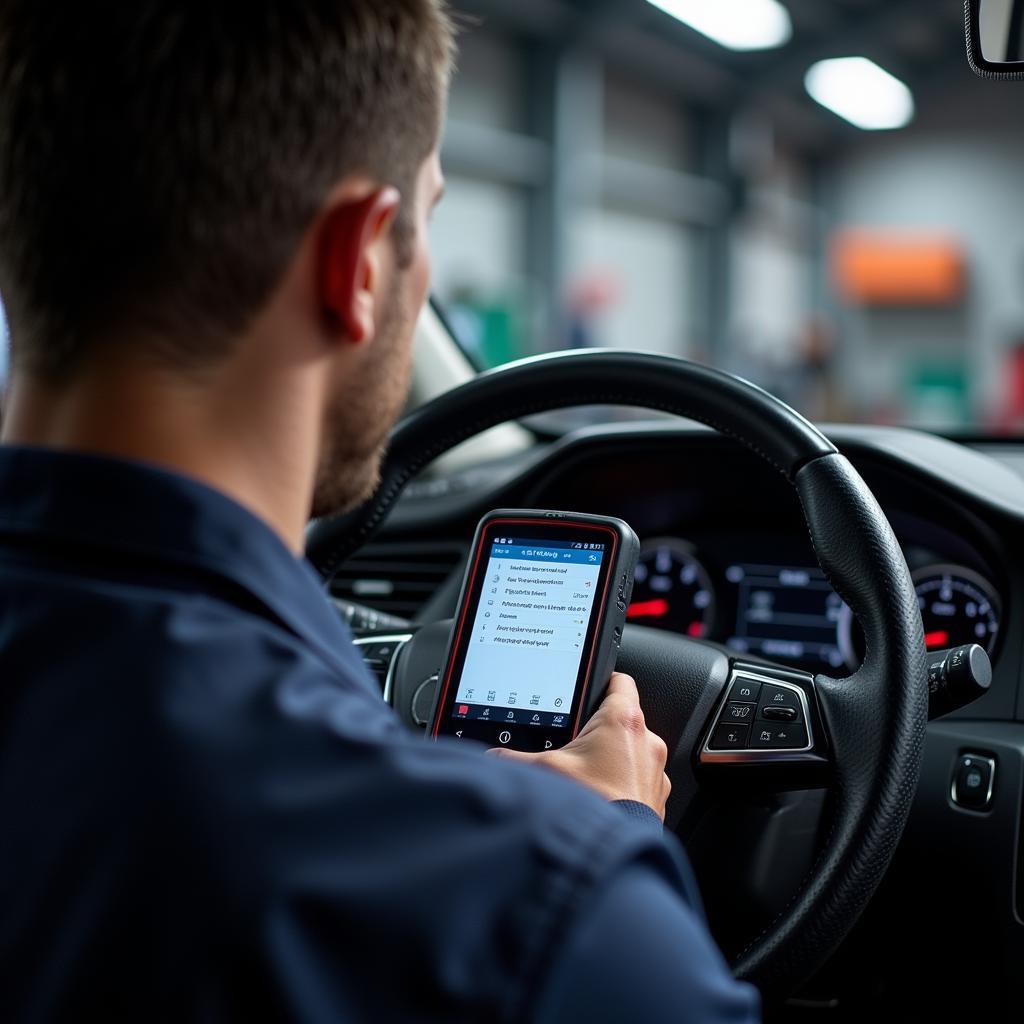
[0,3,759,1021]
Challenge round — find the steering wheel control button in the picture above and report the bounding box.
[751,723,808,749]
[710,723,750,750]
[951,754,995,811]
[722,701,756,723]
[757,684,802,719]
[760,706,798,722]
[727,678,762,703]
[701,669,816,762]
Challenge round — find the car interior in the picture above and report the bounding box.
[300,1,1024,1017]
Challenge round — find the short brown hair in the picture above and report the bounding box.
[0,1,454,379]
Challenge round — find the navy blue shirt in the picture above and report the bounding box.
[0,446,759,1023]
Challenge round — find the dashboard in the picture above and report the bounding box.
[349,420,1023,722]
[511,432,1011,682]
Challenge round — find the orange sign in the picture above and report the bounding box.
[831,231,965,305]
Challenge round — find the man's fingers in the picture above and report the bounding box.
[486,746,539,764]
[597,673,649,733]
[649,730,669,764]
[605,672,639,699]
[598,673,642,716]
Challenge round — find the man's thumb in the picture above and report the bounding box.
[486,746,539,763]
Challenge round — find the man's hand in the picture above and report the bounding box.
[489,673,671,820]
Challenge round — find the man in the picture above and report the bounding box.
[0,3,759,1021]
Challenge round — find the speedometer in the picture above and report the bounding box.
[628,539,716,638]
[912,565,1000,656]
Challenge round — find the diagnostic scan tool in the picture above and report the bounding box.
[431,510,639,752]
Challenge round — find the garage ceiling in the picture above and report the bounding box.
[451,0,971,148]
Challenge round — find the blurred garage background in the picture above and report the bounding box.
[430,0,1024,432]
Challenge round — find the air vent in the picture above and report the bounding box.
[329,541,465,620]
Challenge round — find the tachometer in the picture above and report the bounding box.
[912,565,1000,656]
[628,540,716,639]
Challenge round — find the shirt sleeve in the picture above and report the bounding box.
[534,858,762,1024]
[611,799,664,833]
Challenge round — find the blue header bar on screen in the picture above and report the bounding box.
[489,543,604,566]
[493,536,605,551]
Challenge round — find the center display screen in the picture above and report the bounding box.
[725,562,848,671]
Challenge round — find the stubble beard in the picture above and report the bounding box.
[309,278,413,521]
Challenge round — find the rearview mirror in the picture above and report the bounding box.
[967,0,1024,76]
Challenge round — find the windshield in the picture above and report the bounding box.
[430,0,1013,433]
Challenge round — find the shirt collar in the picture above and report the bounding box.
[0,444,366,683]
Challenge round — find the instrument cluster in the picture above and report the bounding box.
[628,538,1002,675]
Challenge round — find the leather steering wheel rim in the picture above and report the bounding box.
[307,349,928,997]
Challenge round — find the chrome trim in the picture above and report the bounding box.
[950,754,996,812]
[352,633,414,706]
[700,668,817,765]
[411,673,441,727]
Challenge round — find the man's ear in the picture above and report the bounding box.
[318,186,402,344]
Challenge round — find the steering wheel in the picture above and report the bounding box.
[306,350,928,999]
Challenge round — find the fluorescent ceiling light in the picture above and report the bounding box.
[645,0,792,52]
[805,57,915,131]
